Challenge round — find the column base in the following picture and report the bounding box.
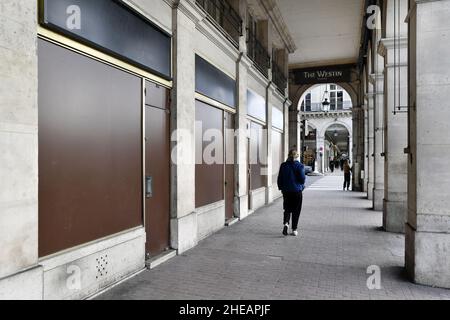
[249,187,267,212]
[383,199,407,233]
[196,201,225,242]
[373,188,384,211]
[406,223,450,289]
[235,194,249,220]
[0,266,43,300]
[266,185,274,204]
[171,212,198,254]
[367,182,374,200]
[42,228,145,300]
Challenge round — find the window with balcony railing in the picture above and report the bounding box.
[272,61,287,93]
[247,32,271,77]
[196,0,243,47]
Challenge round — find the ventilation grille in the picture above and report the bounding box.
[95,254,109,279]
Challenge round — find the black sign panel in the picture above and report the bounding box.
[40,0,172,79]
[195,55,237,108]
[292,64,354,85]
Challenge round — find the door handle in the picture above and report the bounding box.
[146,176,153,198]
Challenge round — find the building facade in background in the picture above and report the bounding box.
[299,84,353,173]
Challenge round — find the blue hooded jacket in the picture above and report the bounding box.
[277,160,306,193]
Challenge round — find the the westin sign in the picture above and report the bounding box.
[292,64,354,85]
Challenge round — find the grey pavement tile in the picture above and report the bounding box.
[97,176,450,300]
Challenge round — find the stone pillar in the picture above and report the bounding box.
[366,89,375,200]
[170,1,199,254]
[372,72,385,211]
[265,86,274,203]
[363,103,369,193]
[352,107,362,191]
[289,107,300,151]
[284,100,291,158]
[0,0,43,300]
[234,0,250,220]
[236,54,251,220]
[405,0,450,288]
[379,0,409,233]
[317,137,325,174]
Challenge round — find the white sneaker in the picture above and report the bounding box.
[292,230,298,236]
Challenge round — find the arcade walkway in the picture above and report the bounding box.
[97,175,450,300]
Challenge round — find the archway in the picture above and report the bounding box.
[323,123,351,173]
[296,83,354,174]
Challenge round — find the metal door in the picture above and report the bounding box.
[145,83,171,257]
[224,112,235,220]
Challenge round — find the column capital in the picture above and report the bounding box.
[369,73,384,83]
[378,37,408,57]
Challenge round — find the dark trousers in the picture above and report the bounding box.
[344,173,351,190]
[283,191,303,230]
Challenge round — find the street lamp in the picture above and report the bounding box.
[322,85,330,113]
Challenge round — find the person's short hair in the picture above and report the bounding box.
[288,149,299,159]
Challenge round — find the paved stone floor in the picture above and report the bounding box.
[98,175,450,300]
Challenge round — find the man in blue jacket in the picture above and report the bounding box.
[277,149,306,236]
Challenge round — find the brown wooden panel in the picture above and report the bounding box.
[38,39,143,257]
[250,122,266,190]
[225,112,235,220]
[145,80,169,109]
[145,104,171,256]
[272,130,284,183]
[195,100,224,208]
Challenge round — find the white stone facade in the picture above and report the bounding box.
[0,0,294,299]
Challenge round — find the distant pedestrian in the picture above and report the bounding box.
[329,159,335,173]
[343,160,352,191]
[277,150,306,237]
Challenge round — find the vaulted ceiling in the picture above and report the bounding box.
[277,0,365,68]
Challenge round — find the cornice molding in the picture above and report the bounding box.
[247,64,271,89]
[196,21,240,61]
[260,0,297,53]
[369,73,384,84]
[175,0,202,25]
[123,0,173,34]
[270,85,288,102]
[163,0,176,8]
[301,111,353,119]
[239,54,254,70]
[177,0,240,62]
[378,37,408,57]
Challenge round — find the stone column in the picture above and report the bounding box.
[363,103,369,193]
[352,107,363,191]
[372,71,385,211]
[282,100,292,164]
[284,100,291,158]
[235,55,251,220]
[265,85,274,203]
[289,107,300,151]
[405,0,450,288]
[379,0,409,232]
[317,136,325,174]
[233,0,251,220]
[0,0,43,299]
[170,1,199,254]
[366,89,375,200]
